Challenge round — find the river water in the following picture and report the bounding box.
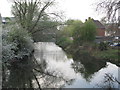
[33,42,119,88]
[3,42,120,89]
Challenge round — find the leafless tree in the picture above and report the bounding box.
[11,0,59,33]
[96,0,120,23]
[96,73,120,89]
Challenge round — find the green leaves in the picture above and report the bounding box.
[56,18,97,48]
[3,25,34,61]
[81,18,96,42]
[11,0,55,33]
[72,18,96,45]
[64,20,83,37]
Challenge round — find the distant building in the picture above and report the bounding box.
[92,19,105,37]
[85,18,106,43]
[85,17,105,37]
[2,17,15,24]
[105,23,120,36]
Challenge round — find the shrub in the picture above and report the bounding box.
[98,42,108,51]
[56,36,73,49]
[2,26,34,62]
[2,29,17,62]
[8,27,34,58]
[72,18,96,46]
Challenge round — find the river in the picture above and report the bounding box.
[34,42,119,88]
[3,42,120,89]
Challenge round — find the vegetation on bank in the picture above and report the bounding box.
[56,17,97,51]
[61,42,119,66]
[92,48,120,62]
[56,17,96,49]
[2,25,34,62]
[56,18,119,65]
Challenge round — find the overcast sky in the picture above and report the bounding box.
[0,0,104,22]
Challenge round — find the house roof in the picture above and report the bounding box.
[92,20,105,29]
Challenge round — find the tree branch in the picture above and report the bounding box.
[29,1,54,32]
[32,70,42,90]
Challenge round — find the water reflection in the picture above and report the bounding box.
[3,42,75,88]
[72,52,106,81]
[3,55,35,88]
[2,42,119,89]
[33,42,75,88]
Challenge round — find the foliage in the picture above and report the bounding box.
[55,19,82,49]
[65,19,83,37]
[80,18,96,42]
[58,19,83,46]
[32,17,59,42]
[56,18,96,49]
[56,36,73,49]
[2,25,34,62]
[11,0,61,43]
[2,29,17,62]
[72,18,96,45]
[11,0,59,34]
[98,42,108,51]
[8,26,34,58]
[93,48,120,62]
[72,26,82,46]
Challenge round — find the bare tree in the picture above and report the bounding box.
[11,0,57,33]
[97,73,120,89]
[96,0,120,36]
[96,0,120,23]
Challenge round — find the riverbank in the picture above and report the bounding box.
[92,48,120,66]
[56,43,120,67]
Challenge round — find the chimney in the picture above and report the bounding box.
[88,17,91,20]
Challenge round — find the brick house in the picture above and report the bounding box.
[92,19,105,37]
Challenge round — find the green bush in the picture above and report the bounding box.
[2,25,34,62]
[98,42,108,51]
[72,18,96,46]
[56,37,73,49]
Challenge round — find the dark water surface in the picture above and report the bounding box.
[3,42,120,88]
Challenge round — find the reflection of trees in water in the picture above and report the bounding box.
[96,73,120,89]
[33,68,75,88]
[72,52,106,81]
[2,55,35,88]
[3,53,73,89]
